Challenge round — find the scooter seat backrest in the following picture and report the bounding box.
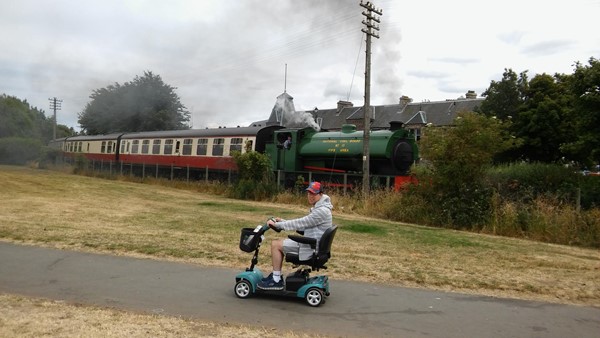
[317,225,337,258]
[284,225,337,270]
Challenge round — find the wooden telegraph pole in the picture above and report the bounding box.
[49,97,62,140]
[360,1,382,197]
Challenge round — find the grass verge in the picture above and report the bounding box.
[1,164,599,308]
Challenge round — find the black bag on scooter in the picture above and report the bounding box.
[239,228,260,252]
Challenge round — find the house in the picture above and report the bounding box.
[261,90,484,140]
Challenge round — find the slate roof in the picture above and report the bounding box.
[257,91,485,131]
[305,97,484,131]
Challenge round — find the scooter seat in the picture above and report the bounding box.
[284,226,337,271]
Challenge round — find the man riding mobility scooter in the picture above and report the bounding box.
[234,222,337,307]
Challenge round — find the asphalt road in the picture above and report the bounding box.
[1,242,599,338]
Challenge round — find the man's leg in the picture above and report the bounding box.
[271,239,284,271]
[271,239,284,282]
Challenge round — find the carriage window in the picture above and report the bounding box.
[107,141,114,154]
[101,141,106,153]
[69,142,74,152]
[131,140,139,154]
[120,141,125,153]
[152,140,161,154]
[141,140,150,154]
[77,142,82,152]
[182,139,193,155]
[164,139,174,154]
[196,138,208,155]
[230,138,243,154]
[212,138,224,156]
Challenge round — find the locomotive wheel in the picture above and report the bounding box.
[234,280,252,298]
[305,287,324,307]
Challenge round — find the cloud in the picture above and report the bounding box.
[0,0,597,132]
[498,31,526,45]
[520,40,578,57]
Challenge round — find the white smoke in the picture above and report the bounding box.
[272,93,320,131]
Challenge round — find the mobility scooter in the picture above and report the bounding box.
[234,222,337,307]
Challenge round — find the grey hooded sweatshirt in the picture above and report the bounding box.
[275,194,333,261]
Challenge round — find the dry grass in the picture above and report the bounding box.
[0,293,321,338]
[1,165,599,335]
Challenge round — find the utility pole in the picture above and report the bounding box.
[49,97,62,140]
[360,1,382,197]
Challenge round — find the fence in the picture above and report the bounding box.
[60,156,401,192]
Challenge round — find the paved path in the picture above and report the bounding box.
[1,242,599,338]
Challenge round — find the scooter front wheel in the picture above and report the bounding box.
[305,287,324,307]
[234,279,252,298]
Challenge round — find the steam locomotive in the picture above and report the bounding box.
[50,122,418,189]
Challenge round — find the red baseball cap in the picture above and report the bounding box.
[306,181,322,194]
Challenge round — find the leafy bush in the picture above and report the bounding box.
[415,112,514,229]
[230,179,278,201]
[486,163,579,204]
[230,150,276,200]
[38,146,62,168]
[580,175,600,209]
[0,137,42,165]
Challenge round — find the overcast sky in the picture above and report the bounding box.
[1,0,599,131]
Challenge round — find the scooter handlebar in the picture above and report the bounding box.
[267,217,282,232]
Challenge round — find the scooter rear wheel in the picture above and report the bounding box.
[305,287,324,307]
[234,280,252,298]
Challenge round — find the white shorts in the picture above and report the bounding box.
[282,238,300,255]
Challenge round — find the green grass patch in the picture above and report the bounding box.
[340,221,387,236]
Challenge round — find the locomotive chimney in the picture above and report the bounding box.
[389,121,405,131]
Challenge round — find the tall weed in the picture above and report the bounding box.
[484,196,600,247]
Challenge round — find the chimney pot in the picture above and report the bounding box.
[399,95,412,106]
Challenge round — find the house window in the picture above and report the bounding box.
[212,138,224,156]
[196,139,208,155]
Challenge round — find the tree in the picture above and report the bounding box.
[78,71,190,134]
[480,68,576,163]
[480,68,528,120]
[0,94,75,164]
[562,58,600,167]
[0,94,46,139]
[513,73,573,162]
[418,112,516,228]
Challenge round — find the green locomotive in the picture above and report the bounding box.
[264,123,418,187]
